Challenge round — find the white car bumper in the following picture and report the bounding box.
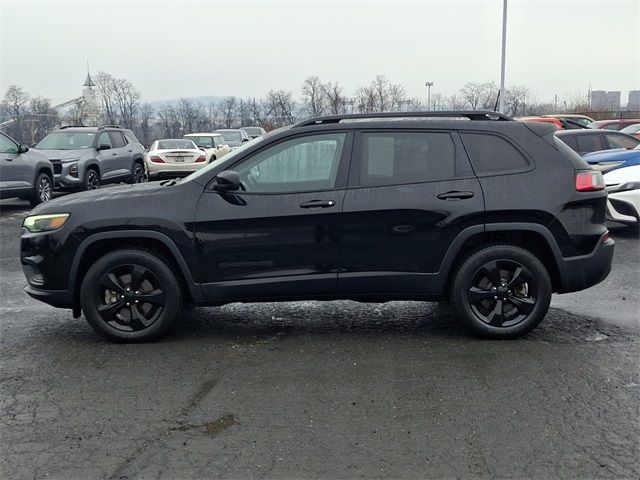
[146,160,208,178]
[606,189,640,225]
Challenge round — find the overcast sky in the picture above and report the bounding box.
[1,0,638,106]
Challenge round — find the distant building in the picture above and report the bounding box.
[590,90,621,111]
[629,90,640,111]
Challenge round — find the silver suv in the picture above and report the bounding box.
[35,126,146,190]
[0,131,53,206]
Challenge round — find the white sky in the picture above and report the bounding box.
[1,0,639,105]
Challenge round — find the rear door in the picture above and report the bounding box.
[96,131,116,178]
[108,131,131,179]
[338,129,484,296]
[194,130,352,301]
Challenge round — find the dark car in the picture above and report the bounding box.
[35,125,147,190]
[240,126,267,139]
[555,129,640,156]
[0,130,54,206]
[20,111,613,342]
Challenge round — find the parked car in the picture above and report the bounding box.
[182,133,231,162]
[214,128,252,149]
[541,114,595,128]
[145,139,208,179]
[20,111,613,342]
[240,126,267,139]
[0,130,54,206]
[603,165,640,226]
[35,126,146,190]
[515,116,563,130]
[588,119,640,131]
[582,144,640,173]
[620,123,640,140]
[555,129,639,156]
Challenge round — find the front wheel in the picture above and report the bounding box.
[29,172,53,207]
[84,168,100,190]
[451,244,552,339]
[80,249,183,342]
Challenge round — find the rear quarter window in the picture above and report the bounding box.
[460,132,530,174]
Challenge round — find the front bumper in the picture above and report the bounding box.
[24,285,72,309]
[606,189,640,225]
[53,162,83,188]
[556,231,614,293]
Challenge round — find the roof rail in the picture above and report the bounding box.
[59,125,86,129]
[293,110,513,128]
[98,124,124,129]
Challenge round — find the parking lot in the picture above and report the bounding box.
[1,196,639,479]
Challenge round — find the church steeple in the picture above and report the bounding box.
[83,61,95,88]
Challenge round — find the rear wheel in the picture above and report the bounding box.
[29,172,52,207]
[451,245,551,338]
[84,167,100,190]
[130,161,147,184]
[80,249,183,342]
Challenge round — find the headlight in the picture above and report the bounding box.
[69,163,79,177]
[23,214,69,232]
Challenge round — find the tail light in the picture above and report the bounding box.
[149,156,165,163]
[195,155,207,163]
[576,171,605,191]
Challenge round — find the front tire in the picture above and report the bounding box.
[80,249,183,342]
[451,244,552,339]
[29,172,53,207]
[84,167,100,191]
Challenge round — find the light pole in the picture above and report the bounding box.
[499,0,508,113]
[425,82,433,110]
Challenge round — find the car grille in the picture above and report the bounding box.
[51,160,62,174]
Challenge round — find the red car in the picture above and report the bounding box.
[588,119,640,131]
[515,116,563,130]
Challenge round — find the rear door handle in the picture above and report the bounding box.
[112,152,118,156]
[300,200,336,209]
[437,191,475,200]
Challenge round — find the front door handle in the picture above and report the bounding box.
[4,158,14,161]
[437,191,474,200]
[300,200,336,209]
[112,152,118,156]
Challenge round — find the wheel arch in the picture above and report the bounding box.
[69,230,203,317]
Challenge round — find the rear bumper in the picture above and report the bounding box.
[556,231,614,293]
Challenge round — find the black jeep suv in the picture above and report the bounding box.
[20,111,614,342]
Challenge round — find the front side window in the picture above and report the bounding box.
[358,131,456,186]
[0,133,18,154]
[97,132,112,148]
[235,133,346,193]
[461,132,529,174]
[36,131,96,150]
[606,134,639,150]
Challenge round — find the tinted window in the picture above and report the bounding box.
[602,124,623,131]
[97,132,112,148]
[186,136,214,148]
[605,134,639,150]
[558,135,578,151]
[109,131,127,148]
[358,132,455,186]
[235,133,345,193]
[576,134,605,153]
[461,133,529,173]
[0,133,18,153]
[157,139,196,150]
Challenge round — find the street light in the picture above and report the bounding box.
[425,82,434,110]
[499,0,508,113]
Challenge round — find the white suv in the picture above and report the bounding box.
[183,133,231,162]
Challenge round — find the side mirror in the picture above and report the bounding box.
[242,138,250,142]
[18,144,29,153]
[212,170,241,192]
[97,143,111,151]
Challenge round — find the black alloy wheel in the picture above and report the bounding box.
[132,162,147,183]
[80,249,183,342]
[451,244,551,338]
[85,169,100,190]
[95,264,165,332]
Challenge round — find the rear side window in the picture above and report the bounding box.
[558,135,578,151]
[605,134,638,150]
[461,132,529,174]
[358,131,456,186]
[124,131,139,144]
[109,131,127,148]
[576,134,605,153]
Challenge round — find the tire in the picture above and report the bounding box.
[451,244,552,339]
[80,249,183,342]
[84,167,100,191]
[130,161,147,184]
[29,172,53,207]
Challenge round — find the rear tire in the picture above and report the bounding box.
[29,172,53,207]
[130,161,147,184]
[451,244,551,339]
[80,249,183,342]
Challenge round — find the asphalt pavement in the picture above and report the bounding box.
[1,197,639,479]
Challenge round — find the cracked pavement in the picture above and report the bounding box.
[1,198,639,479]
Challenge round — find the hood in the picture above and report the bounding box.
[35,149,94,161]
[31,182,164,215]
[582,148,638,163]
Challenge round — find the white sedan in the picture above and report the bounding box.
[145,139,208,179]
[604,165,640,226]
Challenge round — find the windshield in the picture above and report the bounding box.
[36,131,95,150]
[215,130,242,145]
[185,136,215,148]
[157,139,196,150]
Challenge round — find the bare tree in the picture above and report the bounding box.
[94,72,117,124]
[301,75,326,117]
[28,96,58,144]
[1,85,30,142]
[138,102,155,146]
[219,96,239,128]
[504,86,535,117]
[263,90,296,127]
[112,78,141,128]
[322,81,346,114]
[459,82,498,110]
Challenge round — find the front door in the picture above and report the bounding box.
[338,129,484,296]
[194,131,352,302]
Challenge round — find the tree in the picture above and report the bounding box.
[322,81,346,114]
[1,85,30,142]
[28,96,58,144]
[263,90,296,127]
[112,78,141,128]
[460,82,499,110]
[301,75,326,117]
[219,96,239,128]
[138,102,155,146]
[94,72,117,124]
